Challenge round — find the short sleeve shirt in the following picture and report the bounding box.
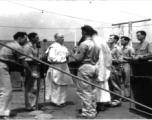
[135,41,152,57]
[23,42,38,59]
[0,41,24,68]
[121,45,134,58]
[110,44,122,61]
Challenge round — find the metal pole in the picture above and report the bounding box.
[0,42,152,112]
[128,21,132,47]
[35,41,41,110]
[112,18,151,26]
[42,39,47,111]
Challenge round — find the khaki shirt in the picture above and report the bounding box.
[121,45,134,59]
[110,44,122,62]
[23,42,38,60]
[0,41,24,68]
[135,41,152,57]
[75,38,100,65]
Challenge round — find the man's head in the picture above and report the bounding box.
[13,32,27,46]
[136,30,146,41]
[108,34,119,44]
[28,32,39,44]
[54,33,64,45]
[121,36,130,46]
[81,25,95,37]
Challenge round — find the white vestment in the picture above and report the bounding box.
[94,36,112,103]
[45,42,73,105]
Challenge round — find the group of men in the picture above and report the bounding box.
[108,30,152,109]
[0,32,40,118]
[0,24,152,119]
[44,25,152,119]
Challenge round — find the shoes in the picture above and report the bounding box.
[104,102,112,107]
[110,100,121,107]
[54,103,66,107]
[9,112,17,117]
[0,116,10,120]
[76,109,82,114]
[76,113,96,119]
[96,103,106,111]
[25,107,36,111]
[0,112,17,119]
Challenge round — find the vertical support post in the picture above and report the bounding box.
[118,24,124,47]
[74,33,77,47]
[112,19,151,47]
[128,21,132,47]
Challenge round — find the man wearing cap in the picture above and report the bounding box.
[73,25,100,119]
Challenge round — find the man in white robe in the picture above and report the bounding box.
[93,31,112,111]
[45,33,73,107]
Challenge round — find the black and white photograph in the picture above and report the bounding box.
[0,0,152,119]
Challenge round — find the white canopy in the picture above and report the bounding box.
[0,1,151,43]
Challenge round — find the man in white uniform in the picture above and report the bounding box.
[45,33,73,107]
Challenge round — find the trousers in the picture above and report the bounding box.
[77,64,98,117]
[0,67,12,116]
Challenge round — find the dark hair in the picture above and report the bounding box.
[77,36,85,46]
[81,25,95,36]
[93,30,98,35]
[136,30,146,37]
[13,32,27,40]
[110,34,119,42]
[121,36,130,42]
[28,32,37,41]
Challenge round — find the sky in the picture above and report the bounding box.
[0,0,152,43]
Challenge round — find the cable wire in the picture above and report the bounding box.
[0,24,152,30]
[7,0,112,24]
[93,1,149,19]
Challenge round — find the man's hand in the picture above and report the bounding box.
[66,52,72,58]
[32,72,39,79]
[112,59,120,64]
[72,46,78,53]
[133,55,143,60]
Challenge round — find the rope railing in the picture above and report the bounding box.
[0,42,152,112]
